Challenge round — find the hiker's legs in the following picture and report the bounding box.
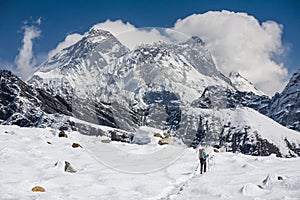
[200,161,203,174]
[200,158,205,174]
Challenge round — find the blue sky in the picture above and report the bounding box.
[0,0,299,94]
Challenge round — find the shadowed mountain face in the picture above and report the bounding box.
[0,70,72,127]
[268,69,300,132]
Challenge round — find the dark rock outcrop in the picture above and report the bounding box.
[268,69,300,132]
[0,70,72,127]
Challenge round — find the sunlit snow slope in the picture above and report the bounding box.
[1,125,300,200]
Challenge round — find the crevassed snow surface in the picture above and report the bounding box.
[1,125,300,199]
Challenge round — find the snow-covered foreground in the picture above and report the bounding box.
[1,125,300,200]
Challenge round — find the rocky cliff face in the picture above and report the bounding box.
[268,69,300,132]
[0,70,72,127]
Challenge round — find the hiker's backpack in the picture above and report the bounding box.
[199,149,209,159]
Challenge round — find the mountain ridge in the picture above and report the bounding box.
[2,28,299,157]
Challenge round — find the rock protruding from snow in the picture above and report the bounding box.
[183,36,205,47]
[31,186,46,192]
[64,161,76,173]
[158,137,173,145]
[109,129,132,143]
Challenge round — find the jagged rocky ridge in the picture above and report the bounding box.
[268,69,300,132]
[0,70,72,127]
[13,27,300,157]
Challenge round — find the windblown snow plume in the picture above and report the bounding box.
[15,25,41,80]
[48,33,82,58]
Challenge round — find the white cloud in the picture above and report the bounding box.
[48,33,82,58]
[15,25,41,80]
[172,10,288,96]
[91,19,171,49]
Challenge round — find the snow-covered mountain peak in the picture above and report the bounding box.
[182,36,205,47]
[29,28,129,98]
[229,71,265,96]
[83,28,116,44]
[284,68,300,93]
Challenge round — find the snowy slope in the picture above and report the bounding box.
[172,153,300,200]
[222,107,300,156]
[229,72,265,96]
[1,125,300,200]
[183,106,300,157]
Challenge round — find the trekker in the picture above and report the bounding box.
[199,148,209,174]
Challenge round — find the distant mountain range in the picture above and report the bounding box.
[1,27,299,157]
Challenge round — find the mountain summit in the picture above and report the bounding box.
[23,28,300,156]
[229,72,265,96]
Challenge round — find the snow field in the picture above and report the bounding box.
[1,125,300,200]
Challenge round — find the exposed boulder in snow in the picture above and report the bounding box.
[158,137,173,145]
[58,130,68,138]
[64,161,76,173]
[31,186,46,192]
[110,129,132,143]
[163,132,171,138]
[154,133,164,138]
[101,139,111,143]
[72,143,82,148]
